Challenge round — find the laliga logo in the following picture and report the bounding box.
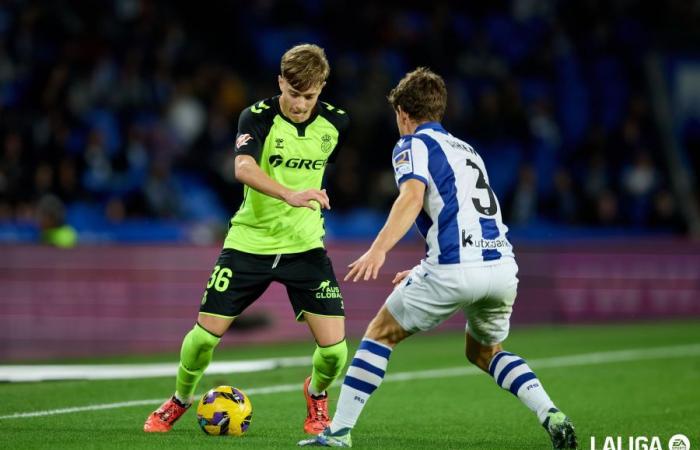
[590,434,690,450]
[236,133,253,149]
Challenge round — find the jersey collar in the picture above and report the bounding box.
[415,121,448,134]
[274,95,320,137]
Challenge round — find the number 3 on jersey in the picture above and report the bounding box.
[466,160,498,216]
[207,265,233,292]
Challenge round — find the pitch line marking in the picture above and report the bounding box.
[1,343,699,420]
[0,356,313,382]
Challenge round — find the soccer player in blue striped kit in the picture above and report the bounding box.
[299,68,577,449]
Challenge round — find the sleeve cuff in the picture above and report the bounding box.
[397,173,428,186]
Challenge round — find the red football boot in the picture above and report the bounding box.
[144,396,190,432]
[303,377,330,434]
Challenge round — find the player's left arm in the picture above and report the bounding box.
[235,155,330,210]
[345,179,425,282]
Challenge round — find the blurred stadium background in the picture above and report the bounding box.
[1,0,700,362]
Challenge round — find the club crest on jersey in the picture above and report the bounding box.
[321,134,333,153]
[236,133,253,149]
[393,149,413,175]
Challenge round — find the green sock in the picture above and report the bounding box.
[175,323,221,403]
[310,339,348,395]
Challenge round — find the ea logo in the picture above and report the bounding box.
[669,434,690,450]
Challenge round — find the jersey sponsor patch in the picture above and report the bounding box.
[236,133,253,149]
[393,149,413,175]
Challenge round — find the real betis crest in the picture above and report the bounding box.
[321,134,333,153]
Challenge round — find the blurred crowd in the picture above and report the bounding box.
[1,0,699,242]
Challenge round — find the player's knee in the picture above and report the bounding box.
[466,342,501,372]
[365,308,409,347]
[365,324,398,347]
[465,346,477,365]
[465,346,486,369]
[315,339,348,373]
[189,323,222,351]
[179,324,222,372]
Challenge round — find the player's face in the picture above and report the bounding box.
[278,76,324,123]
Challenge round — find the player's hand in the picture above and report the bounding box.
[344,248,386,282]
[284,189,330,210]
[391,270,411,286]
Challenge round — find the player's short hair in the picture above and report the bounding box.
[280,44,330,91]
[388,67,447,122]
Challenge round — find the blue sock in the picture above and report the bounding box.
[489,351,555,423]
[329,338,392,432]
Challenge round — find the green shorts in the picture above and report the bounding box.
[199,248,344,321]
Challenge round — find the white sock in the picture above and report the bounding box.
[307,382,325,397]
[329,338,392,432]
[173,392,193,406]
[489,351,555,423]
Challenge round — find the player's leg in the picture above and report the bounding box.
[143,317,230,433]
[300,264,457,446]
[282,248,349,434]
[464,262,577,450]
[145,249,270,432]
[330,305,411,429]
[305,314,347,396]
[302,314,348,434]
[174,314,231,405]
[466,332,559,418]
[466,334,577,449]
[298,305,410,447]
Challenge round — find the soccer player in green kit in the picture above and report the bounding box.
[144,44,350,435]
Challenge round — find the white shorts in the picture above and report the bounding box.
[385,259,518,345]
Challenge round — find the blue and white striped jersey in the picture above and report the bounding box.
[392,122,514,266]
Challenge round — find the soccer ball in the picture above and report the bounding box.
[196,385,253,436]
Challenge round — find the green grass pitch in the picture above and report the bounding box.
[1,320,699,449]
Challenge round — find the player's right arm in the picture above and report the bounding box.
[344,179,425,282]
[345,136,430,282]
[234,155,330,210]
[233,104,329,210]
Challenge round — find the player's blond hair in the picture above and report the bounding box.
[280,44,330,91]
[388,67,447,122]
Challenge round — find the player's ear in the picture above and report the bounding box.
[278,75,285,90]
[396,106,407,123]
